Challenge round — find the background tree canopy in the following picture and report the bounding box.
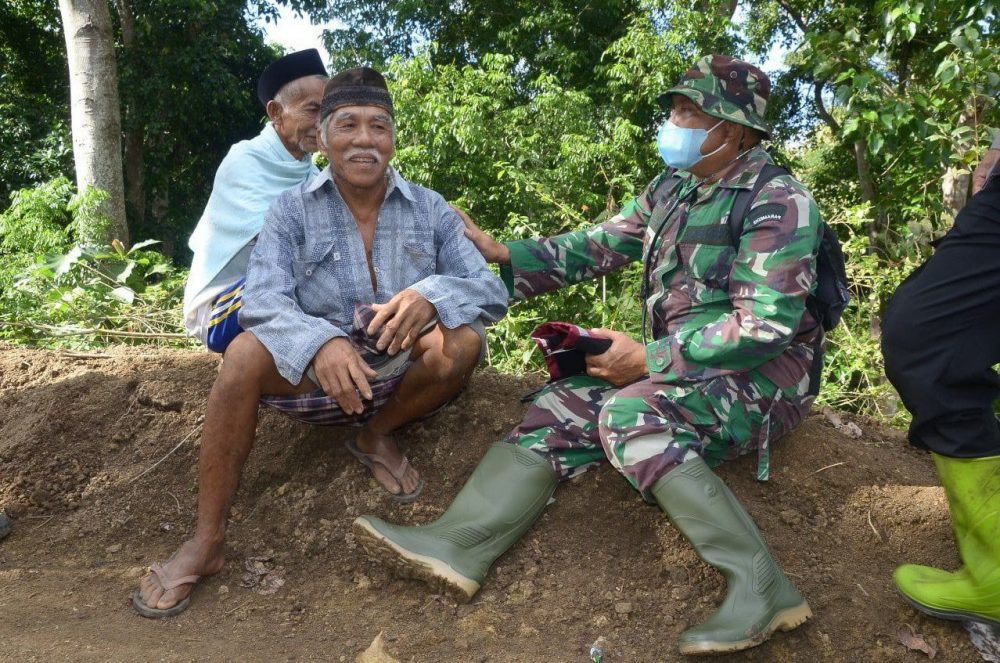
[2,0,278,257]
[0,0,997,423]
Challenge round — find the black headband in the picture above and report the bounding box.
[320,86,394,121]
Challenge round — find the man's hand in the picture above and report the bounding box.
[367,289,437,355]
[311,337,378,415]
[585,328,649,387]
[973,149,1000,195]
[449,204,511,265]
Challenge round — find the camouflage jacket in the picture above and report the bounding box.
[501,146,823,390]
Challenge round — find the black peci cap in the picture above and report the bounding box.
[257,48,327,106]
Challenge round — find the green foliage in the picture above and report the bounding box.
[314,0,640,94]
[781,0,998,240]
[814,207,920,425]
[116,0,279,261]
[388,49,654,372]
[3,0,997,428]
[0,177,75,255]
[68,186,116,249]
[0,180,189,348]
[0,1,73,201]
[1,0,280,262]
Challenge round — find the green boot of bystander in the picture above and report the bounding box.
[894,453,1000,627]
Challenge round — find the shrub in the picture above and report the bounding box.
[0,179,191,348]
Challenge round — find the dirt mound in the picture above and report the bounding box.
[0,343,983,661]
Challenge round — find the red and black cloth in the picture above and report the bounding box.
[530,322,612,382]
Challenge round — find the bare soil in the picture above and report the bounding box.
[0,343,983,661]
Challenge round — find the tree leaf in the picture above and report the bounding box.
[935,59,958,84]
[54,245,83,278]
[110,286,135,305]
[868,133,885,155]
[114,260,136,284]
[128,239,161,253]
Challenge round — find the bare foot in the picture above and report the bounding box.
[136,538,226,614]
[354,428,421,497]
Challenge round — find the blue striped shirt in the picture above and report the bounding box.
[240,167,508,384]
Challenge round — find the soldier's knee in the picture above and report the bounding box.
[598,382,653,431]
[597,392,634,452]
[528,384,564,416]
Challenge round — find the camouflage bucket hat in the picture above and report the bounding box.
[659,55,771,138]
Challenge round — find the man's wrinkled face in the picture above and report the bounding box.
[321,105,395,191]
[271,76,326,157]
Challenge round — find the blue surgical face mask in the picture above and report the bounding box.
[656,119,726,170]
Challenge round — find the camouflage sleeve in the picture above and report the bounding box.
[645,176,821,382]
[499,182,659,300]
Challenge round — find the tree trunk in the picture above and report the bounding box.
[123,130,145,227]
[810,80,888,250]
[58,0,129,246]
[942,164,970,221]
[852,139,887,250]
[941,97,985,223]
[113,0,146,230]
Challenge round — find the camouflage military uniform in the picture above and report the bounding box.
[501,131,822,490]
[353,58,819,651]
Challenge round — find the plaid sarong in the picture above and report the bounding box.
[259,303,418,426]
[258,305,478,426]
[260,371,406,426]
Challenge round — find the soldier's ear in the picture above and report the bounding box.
[724,121,743,142]
[735,124,748,150]
[741,127,765,150]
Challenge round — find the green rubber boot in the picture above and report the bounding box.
[894,453,1000,626]
[651,455,812,655]
[353,443,558,602]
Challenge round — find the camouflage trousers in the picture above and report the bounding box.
[503,370,812,497]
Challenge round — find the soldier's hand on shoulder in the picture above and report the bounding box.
[452,204,511,264]
[585,328,648,386]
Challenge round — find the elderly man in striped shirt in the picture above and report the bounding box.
[132,67,507,619]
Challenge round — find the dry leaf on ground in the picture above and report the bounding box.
[240,555,286,595]
[899,624,937,658]
[822,406,863,438]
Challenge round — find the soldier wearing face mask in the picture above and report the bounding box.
[355,55,825,656]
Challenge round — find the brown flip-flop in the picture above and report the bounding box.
[346,439,425,503]
[132,561,202,618]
